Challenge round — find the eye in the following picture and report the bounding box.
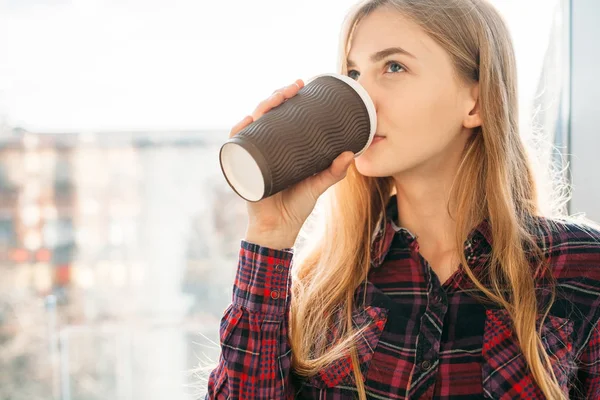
[347,60,406,80]
[348,70,360,80]
[385,61,406,74]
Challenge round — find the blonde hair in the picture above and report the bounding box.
[288,1,579,399]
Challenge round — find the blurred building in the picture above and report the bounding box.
[0,127,244,310]
[0,130,78,295]
[0,127,248,399]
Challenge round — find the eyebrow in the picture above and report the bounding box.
[347,46,416,68]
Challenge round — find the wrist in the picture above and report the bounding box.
[244,226,297,250]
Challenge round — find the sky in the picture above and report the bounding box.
[0,0,559,133]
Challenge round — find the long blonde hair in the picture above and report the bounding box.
[289,1,571,399]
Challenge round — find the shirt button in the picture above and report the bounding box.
[275,264,283,272]
[420,360,432,370]
[270,291,280,300]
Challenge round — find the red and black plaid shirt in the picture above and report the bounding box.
[206,196,600,399]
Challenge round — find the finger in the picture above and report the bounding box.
[309,152,355,196]
[252,81,305,120]
[329,151,355,178]
[271,85,287,96]
[229,115,254,138]
[279,80,303,99]
[251,91,285,120]
[272,79,304,96]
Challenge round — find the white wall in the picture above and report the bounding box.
[570,0,600,222]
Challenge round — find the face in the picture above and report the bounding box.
[347,7,481,178]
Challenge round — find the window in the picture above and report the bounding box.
[0,1,580,399]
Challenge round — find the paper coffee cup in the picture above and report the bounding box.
[220,72,377,202]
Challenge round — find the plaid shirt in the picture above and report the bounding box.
[206,196,600,399]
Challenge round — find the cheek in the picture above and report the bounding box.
[385,85,462,141]
[357,89,464,172]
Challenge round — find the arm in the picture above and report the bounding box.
[205,240,296,399]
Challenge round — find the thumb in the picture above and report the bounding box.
[309,152,355,197]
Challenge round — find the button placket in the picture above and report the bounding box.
[420,360,432,371]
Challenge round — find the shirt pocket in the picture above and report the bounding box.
[481,308,574,399]
[305,305,389,389]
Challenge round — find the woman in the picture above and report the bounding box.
[204,0,600,398]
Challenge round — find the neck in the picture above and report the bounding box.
[391,141,467,256]
[393,175,457,255]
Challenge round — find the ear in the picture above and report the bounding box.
[463,83,482,129]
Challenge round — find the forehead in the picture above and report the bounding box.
[347,7,433,60]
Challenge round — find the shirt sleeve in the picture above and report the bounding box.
[205,240,296,399]
[570,317,600,399]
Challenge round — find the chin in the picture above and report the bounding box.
[354,160,395,178]
[354,156,419,178]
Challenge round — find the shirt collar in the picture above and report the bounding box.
[370,195,493,269]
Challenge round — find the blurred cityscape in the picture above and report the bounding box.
[0,125,248,400]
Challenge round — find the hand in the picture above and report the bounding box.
[230,79,355,248]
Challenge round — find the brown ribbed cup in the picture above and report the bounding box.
[220,73,377,202]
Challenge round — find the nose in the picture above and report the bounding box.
[355,77,378,113]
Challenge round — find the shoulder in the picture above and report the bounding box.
[532,215,600,251]
[529,217,600,359]
[530,215,600,281]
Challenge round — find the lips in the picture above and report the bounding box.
[370,136,386,146]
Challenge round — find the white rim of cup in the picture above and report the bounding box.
[305,72,377,158]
